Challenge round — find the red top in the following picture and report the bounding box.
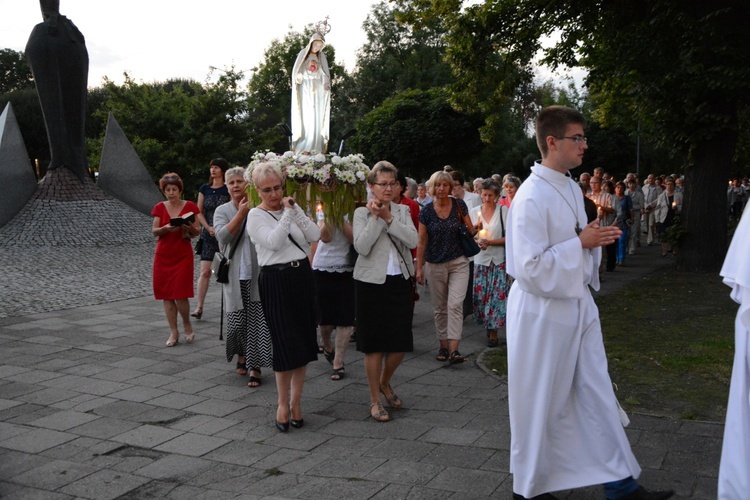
[399,196,420,258]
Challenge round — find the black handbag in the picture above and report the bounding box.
[212,252,229,283]
[454,199,480,258]
[212,218,246,284]
[194,237,204,255]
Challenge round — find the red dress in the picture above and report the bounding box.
[151,201,200,300]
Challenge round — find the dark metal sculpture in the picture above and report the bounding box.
[25,0,89,181]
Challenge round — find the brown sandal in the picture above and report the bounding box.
[370,402,391,422]
[380,383,402,408]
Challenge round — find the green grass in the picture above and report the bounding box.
[484,270,737,421]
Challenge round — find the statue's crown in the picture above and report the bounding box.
[315,16,332,39]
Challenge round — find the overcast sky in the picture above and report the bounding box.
[0,0,376,86]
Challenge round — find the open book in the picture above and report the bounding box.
[170,212,195,227]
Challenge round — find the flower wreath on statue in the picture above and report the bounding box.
[245,151,370,229]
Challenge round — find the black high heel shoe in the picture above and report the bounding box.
[290,419,304,429]
[275,420,289,432]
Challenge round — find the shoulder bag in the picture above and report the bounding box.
[454,198,480,258]
[212,218,246,284]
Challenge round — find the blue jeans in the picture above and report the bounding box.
[617,226,629,263]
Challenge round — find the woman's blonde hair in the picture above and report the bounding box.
[427,170,454,197]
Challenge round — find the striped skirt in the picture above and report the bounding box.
[225,280,273,368]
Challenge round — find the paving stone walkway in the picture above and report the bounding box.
[0,242,723,499]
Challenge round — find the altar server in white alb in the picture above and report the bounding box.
[718,206,750,499]
[505,105,674,500]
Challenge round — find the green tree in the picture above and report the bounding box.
[345,1,452,118]
[353,88,483,180]
[0,87,47,174]
[396,0,750,272]
[0,48,34,94]
[90,69,253,197]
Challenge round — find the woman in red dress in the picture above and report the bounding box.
[151,173,201,346]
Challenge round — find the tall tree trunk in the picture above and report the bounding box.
[678,131,736,272]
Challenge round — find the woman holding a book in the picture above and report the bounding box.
[151,172,201,347]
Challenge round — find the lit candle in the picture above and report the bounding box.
[672,201,677,209]
[478,228,488,239]
[316,202,324,221]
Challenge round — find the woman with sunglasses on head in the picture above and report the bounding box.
[192,158,230,320]
[353,161,418,423]
[151,173,201,347]
[247,163,320,432]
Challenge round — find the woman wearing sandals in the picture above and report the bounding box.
[213,167,272,388]
[151,173,201,347]
[192,158,230,320]
[248,162,320,432]
[469,179,510,348]
[353,161,418,422]
[312,210,355,381]
[416,170,478,364]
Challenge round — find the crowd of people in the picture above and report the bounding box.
[147,105,749,497]
[148,152,741,419]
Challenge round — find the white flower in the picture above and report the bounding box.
[314,153,327,163]
[265,152,278,161]
[331,155,342,165]
[244,165,254,183]
[283,151,294,158]
[298,155,311,164]
[356,171,365,182]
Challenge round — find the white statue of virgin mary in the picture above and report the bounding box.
[291,33,331,154]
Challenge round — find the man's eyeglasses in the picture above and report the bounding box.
[259,185,283,194]
[557,135,588,144]
[373,182,397,189]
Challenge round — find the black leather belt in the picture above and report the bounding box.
[260,260,301,272]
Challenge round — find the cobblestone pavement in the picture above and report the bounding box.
[0,242,723,499]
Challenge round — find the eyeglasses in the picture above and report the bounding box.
[373,182,397,189]
[557,135,588,144]
[258,185,283,194]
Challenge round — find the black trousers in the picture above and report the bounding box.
[605,242,617,271]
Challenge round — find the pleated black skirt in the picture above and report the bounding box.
[355,275,414,353]
[314,270,355,326]
[259,259,319,371]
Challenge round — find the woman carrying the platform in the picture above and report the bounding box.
[247,162,320,432]
[213,167,272,388]
[312,209,355,381]
[353,161,418,423]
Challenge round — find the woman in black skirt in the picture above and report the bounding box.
[247,163,320,432]
[353,161,419,422]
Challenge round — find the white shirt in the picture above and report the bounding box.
[247,205,320,267]
[469,204,507,266]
